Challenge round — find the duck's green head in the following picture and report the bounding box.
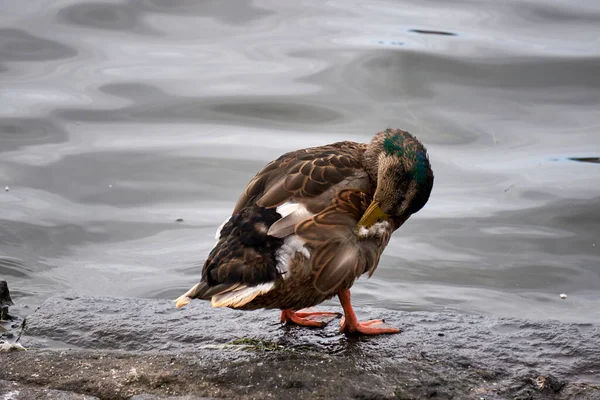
[361,128,434,228]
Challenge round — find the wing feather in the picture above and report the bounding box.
[235,142,369,213]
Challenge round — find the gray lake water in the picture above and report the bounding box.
[1,0,599,323]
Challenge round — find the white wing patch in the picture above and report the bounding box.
[358,221,391,239]
[275,235,310,279]
[268,202,314,238]
[215,216,231,241]
[276,202,303,218]
[270,202,313,278]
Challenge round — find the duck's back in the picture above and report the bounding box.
[233,141,370,214]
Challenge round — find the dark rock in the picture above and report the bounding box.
[0,280,14,307]
[0,293,598,400]
[130,395,219,400]
[0,280,14,321]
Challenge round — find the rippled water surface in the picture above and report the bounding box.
[1,0,599,323]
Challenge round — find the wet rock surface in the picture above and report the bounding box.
[1,293,599,399]
[0,379,99,399]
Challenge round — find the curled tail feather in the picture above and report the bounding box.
[174,282,205,308]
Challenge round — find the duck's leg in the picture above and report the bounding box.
[338,289,400,335]
[280,309,341,327]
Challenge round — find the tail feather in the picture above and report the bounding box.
[201,282,241,298]
[175,281,274,309]
[176,204,283,310]
[211,283,275,308]
[174,282,206,308]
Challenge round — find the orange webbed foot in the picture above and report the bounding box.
[337,289,400,335]
[339,317,400,335]
[280,308,341,327]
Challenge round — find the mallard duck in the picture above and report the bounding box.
[176,128,433,335]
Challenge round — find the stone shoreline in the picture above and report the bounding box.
[1,294,599,399]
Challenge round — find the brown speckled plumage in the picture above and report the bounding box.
[176,129,433,333]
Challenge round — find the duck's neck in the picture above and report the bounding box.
[363,135,386,186]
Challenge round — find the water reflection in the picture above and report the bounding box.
[409,29,457,36]
[0,28,78,62]
[132,0,274,22]
[56,2,163,36]
[0,118,68,153]
[570,157,600,164]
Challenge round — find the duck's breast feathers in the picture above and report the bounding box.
[233,141,369,214]
[295,189,393,294]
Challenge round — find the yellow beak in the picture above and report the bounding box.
[357,201,390,228]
